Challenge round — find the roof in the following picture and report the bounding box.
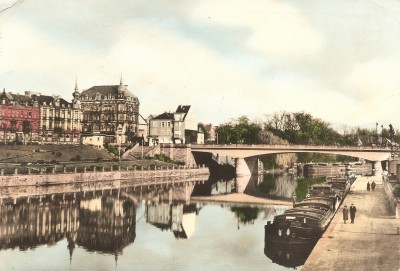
[36,95,70,107]
[1,91,71,107]
[175,105,190,121]
[81,85,138,99]
[152,112,174,120]
[176,105,190,114]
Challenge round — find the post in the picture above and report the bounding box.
[141,138,144,159]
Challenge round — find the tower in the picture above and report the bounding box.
[72,78,81,109]
[118,75,126,96]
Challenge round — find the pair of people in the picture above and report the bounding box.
[367,181,376,191]
[342,203,357,224]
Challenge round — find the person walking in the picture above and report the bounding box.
[367,181,371,191]
[349,203,357,223]
[371,181,376,191]
[342,205,349,224]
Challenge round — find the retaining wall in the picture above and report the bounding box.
[383,178,400,218]
[0,166,209,188]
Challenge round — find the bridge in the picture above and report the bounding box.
[191,144,395,176]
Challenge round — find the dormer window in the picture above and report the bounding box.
[96,93,101,100]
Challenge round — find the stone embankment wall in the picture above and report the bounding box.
[302,163,372,177]
[382,178,400,218]
[0,165,209,188]
[159,144,196,165]
[303,164,345,177]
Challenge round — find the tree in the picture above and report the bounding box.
[54,127,63,144]
[198,123,210,141]
[22,121,31,145]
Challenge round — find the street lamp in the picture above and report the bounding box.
[141,138,144,159]
[118,132,122,160]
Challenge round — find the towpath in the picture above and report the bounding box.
[302,175,400,271]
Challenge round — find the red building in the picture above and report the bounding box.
[0,89,41,143]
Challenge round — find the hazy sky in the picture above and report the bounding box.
[1,0,400,131]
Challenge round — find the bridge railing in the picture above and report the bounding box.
[191,144,394,151]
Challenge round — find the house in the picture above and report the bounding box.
[148,105,203,146]
[81,132,105,149]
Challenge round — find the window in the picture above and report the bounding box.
[28,112,32,118]
[161,122,165,127]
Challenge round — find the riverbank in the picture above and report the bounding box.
[302,175,400,271]
[191,193,292,206]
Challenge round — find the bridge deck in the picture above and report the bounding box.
[191,144,394,160]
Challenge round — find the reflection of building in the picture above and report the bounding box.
[76,195,136,255]
[80,78,140,144]
[0,191,136,262]
[0,197,79,250]
[146,203,198,239]
[211,180,236,195]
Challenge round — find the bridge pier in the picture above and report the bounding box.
[372,161,383,176]
[235,158,251,177]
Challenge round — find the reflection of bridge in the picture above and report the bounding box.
[192,144,394,176]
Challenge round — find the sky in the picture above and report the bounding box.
[1,0,400,132]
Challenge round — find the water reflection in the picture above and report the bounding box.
[0,178,294,270]
[264,238,317,269]
[258,173,298,199]
[0,196,79,251]
[76,195,136,256]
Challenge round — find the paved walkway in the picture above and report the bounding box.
[302,175,400,271]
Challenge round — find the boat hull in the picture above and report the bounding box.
[265,223,324,245]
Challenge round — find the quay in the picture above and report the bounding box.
[302,175,400,271]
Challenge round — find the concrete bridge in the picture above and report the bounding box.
[191,144,395,176]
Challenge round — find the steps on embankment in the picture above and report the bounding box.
[302,176,400,271]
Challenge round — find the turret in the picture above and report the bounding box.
[72,78,81,109]
[118,75,126,95]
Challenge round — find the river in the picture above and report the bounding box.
[0,172,344,271]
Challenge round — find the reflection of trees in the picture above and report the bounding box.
[231,206,259,224]
[259,174,298,198]
[295,177,325,200]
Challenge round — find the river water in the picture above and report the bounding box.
[0,173,327,271]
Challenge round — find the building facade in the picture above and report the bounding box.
[34,90,82,144]
[0,89,41,143]
[0,89,82,144]
[148,105,203,145]
[79,79,140,144]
